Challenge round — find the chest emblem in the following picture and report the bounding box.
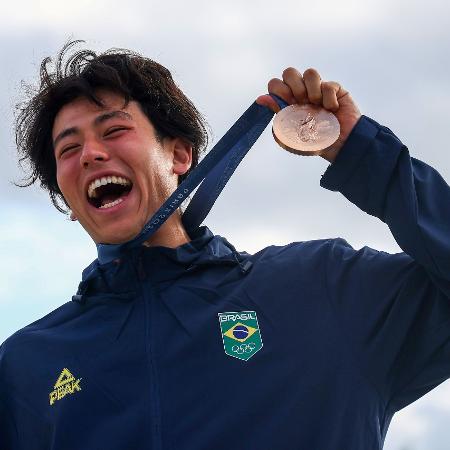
[49,368,82,406]
[218,311,263,361]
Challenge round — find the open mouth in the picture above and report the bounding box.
[87,176,133,209]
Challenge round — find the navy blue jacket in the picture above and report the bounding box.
[1,116,450,450]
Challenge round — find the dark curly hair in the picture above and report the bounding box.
[15,40,209,213]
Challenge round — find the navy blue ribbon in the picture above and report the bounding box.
[97,95,288,264]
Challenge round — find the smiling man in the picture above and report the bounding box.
[1,41,450,450]
[53,90,192,247]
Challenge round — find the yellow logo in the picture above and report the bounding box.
[223,322,258,342]
[49,368,82,406]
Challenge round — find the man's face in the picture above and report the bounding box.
[52,90,191,244]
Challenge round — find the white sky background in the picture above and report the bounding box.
[0,0,449,448]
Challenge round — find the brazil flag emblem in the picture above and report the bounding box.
[218,311,263,361]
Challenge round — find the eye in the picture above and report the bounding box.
[105,127,128,137]
[60,144,80,156]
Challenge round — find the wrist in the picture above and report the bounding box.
[320,113,362,163]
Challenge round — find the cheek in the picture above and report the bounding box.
[56,160,78,198]
[55,167,65,195]
[56,163,69,192]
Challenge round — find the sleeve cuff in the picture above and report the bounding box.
[320,115,380,191]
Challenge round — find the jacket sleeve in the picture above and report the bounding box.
[0,343,17,450]
[0,342,52,450]
[0,398,17,450]
[320,116,450,412]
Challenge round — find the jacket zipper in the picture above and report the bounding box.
[135,255,163,450]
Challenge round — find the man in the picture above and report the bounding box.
[1,41,449,450]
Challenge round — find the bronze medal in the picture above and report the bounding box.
[272,104,340,155]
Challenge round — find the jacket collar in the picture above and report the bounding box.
[139,225,234,266]
[73,226,252,303]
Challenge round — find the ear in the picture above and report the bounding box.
[171,138,193,176]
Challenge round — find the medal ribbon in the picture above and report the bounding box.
[97,95,288,264]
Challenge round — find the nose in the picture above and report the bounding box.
[79,138,110,169]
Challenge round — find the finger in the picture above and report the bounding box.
[303,68,322,105]
[282,67,308,104]
[321,81,341,112]
[255,94,281,113]
[267,78,296,105]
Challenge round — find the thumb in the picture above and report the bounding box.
[255,95,281,113]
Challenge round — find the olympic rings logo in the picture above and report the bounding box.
[231,343,256,354]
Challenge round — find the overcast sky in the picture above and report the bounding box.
[1,1,449,448]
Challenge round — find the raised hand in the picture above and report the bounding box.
[256,67,362,162]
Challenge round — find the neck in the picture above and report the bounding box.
[142,215,191,249]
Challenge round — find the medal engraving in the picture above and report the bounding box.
[272,104,340,155]
[297,113,318,143]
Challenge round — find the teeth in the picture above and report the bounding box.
[87,175,131,198]
[99,197,124,209]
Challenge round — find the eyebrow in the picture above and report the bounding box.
[53,110,133,148]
